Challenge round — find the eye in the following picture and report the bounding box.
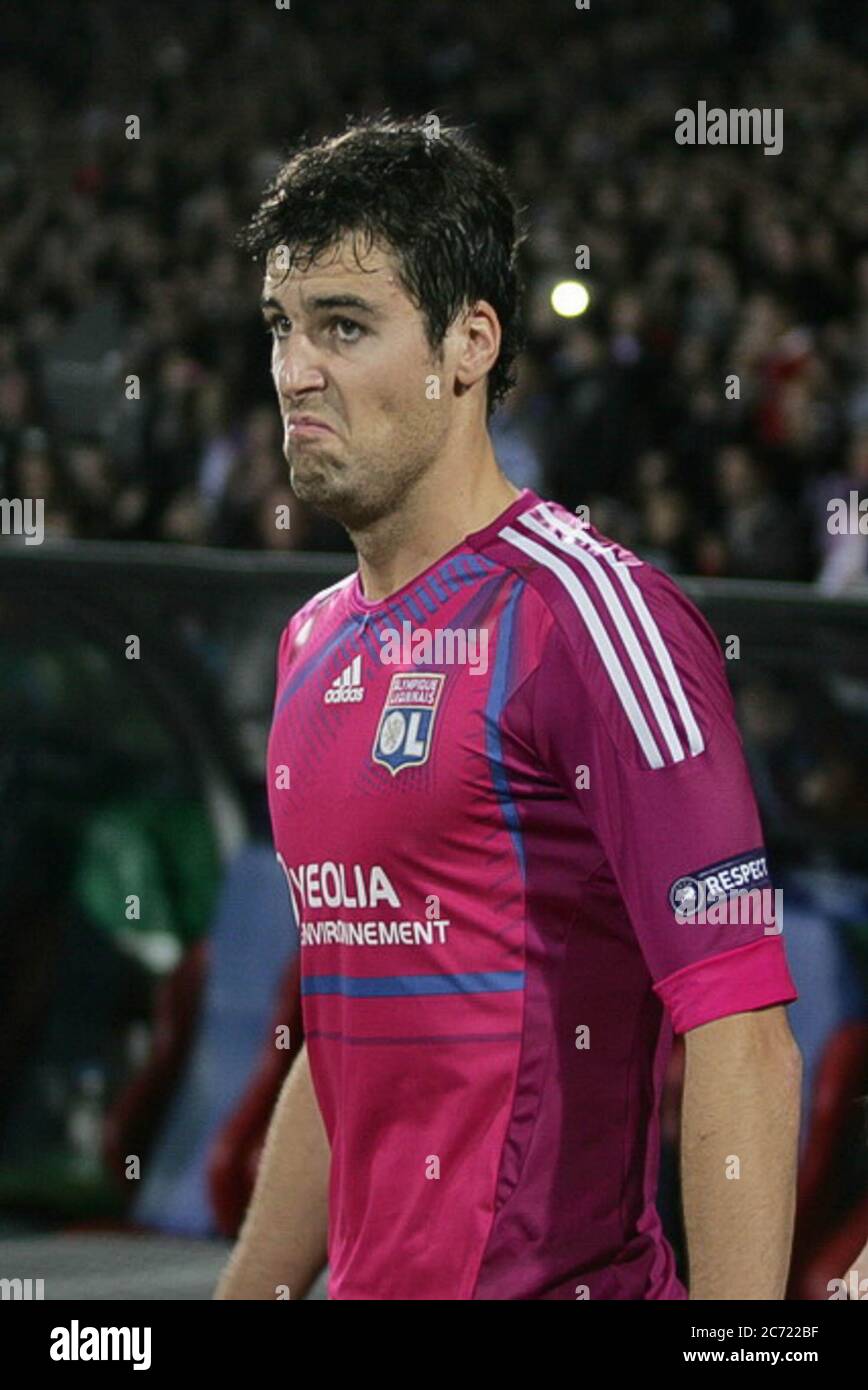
[265,316,290,340]
[330,317,364,343]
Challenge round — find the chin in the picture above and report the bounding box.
[289,467,346,518]
[290,454,334,490]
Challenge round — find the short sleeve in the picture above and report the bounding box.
[533,578,798,1034]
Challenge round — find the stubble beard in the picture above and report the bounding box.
[288,438,437,534]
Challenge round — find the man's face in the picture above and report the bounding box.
[261,234,453,530]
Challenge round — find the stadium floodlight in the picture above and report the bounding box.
[550,279,590,317]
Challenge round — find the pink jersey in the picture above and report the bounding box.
[266,488,798,1300]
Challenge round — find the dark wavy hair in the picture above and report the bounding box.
[238,112,527,418]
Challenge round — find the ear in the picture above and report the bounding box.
[453,300,501,396]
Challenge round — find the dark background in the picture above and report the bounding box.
[1,0,868,584]
[0,0,866,1301]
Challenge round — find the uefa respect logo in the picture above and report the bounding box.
[670,879,782,934]
[668,851,782,933]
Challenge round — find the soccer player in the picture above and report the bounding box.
[216,115,801,1301]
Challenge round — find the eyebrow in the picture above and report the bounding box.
[260,293,384,318]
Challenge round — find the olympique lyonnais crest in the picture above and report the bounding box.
[372,672,445,775]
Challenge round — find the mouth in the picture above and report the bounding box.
[287,416,335,439]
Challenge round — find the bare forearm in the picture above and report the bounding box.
[681,1013,802,1300]
[215,1044,330,1300]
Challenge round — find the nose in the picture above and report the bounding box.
[273,336,327,402]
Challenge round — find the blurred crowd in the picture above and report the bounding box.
[1,0,867,586]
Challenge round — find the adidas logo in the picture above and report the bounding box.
[324,654,365,704]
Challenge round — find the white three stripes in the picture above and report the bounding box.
[500,506,704,769]
[333,653,362,687]
[526,507,704,760]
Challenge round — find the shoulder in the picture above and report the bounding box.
[277,571,355,669]
[489,497,718,658]
[498,499,730,770]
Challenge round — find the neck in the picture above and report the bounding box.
[352,452,522,603]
